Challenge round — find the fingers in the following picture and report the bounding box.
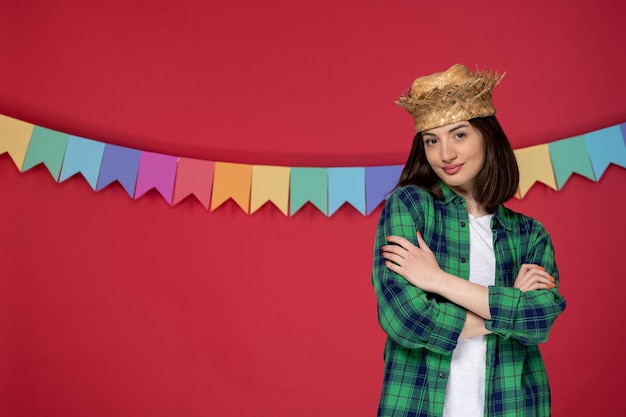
[415,231,425,247]
[381,243,406,258]
[384,260,401,274]
[381,250,404,265]
[383,232,426,260]
[514,264,557,292]
[385,235,412,249]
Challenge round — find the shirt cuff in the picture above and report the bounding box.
[484,286,521,339]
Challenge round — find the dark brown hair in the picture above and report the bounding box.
[396,116,519,212]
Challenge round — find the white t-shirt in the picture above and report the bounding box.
[443,213,495,417]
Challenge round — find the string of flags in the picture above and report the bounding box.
[1,114,625,216]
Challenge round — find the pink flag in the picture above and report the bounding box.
[173,157,215,209]
[134,151,178,204]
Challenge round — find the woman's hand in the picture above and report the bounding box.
[514,264,556,292]
[383,231,492,319]
[381,231,445,293]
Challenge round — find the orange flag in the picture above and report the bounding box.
[210,162,252,213]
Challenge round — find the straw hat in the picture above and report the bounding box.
[397,64,505,133]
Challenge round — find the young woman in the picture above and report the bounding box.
[372,64,566,417]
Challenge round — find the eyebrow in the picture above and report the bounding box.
[423,123,470,137]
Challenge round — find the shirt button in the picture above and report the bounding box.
[460,222,466,227]
[461,258,466,263]
[439,373,446,379]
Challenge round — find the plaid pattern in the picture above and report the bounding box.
[372,184,566,417]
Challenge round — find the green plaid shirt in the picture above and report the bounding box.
[372,183,566,417]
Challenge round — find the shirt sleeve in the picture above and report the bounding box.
[372,189,466,355]
[485,222,566,345]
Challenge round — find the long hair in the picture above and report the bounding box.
[396,116,519,212]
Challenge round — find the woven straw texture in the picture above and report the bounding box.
[397,64,505,133]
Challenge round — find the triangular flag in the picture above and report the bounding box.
[96,144,141,197]
[21,126,69,180]
[173,157,215,209]
[0,114,34,170]
[548,136,595,189]
[584,125,626,179]
[59,136,106,189]
[328,167,366,216]
[514,144,557,198]
[365,165,402,215]
[210,162,252,213]
[289,167,328,216]
[134,152,178,204]
[250,165,290,215]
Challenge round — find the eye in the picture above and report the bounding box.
[454,132,467,140]
[424,138,437,146]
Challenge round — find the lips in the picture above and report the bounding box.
[442,164,462,175]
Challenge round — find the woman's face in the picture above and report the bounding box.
[421,121,485,197]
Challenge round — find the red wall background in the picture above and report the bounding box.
[1,1,625,416]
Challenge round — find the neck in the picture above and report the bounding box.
[449,185,485,215]
[465,199,490,217]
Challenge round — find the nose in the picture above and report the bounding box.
[439,141,456,163]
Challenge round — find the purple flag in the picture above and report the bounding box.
[96,144,141,197]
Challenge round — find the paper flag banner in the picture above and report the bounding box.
[134,152,178,204]
[584,125,626,179]
[173,158,215,209]
[21,126,69,180]
[210,162,252,213]
[289,167,328,215]
[548,136,595,189]
[96,144,141,197]
[1,112,625,217]
[250,165,290,215]
[514,144,558,198]
[328,167,366,216]
[0,115,34,170]
[365,165,403,215]
[59,136,106,189]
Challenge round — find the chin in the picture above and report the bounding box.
[441,178,467,188]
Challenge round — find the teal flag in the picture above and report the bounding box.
[22,126,69,180]
[548,136,595,189]
[289,167,328,215]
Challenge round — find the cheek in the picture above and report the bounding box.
[424,148,437,166]
[471,144,486,168]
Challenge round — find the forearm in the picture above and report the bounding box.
[434,271,492,320]
[459,310,491,339]
[486,285,566,344]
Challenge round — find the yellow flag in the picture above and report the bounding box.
[0,114,34,170]
[514,144,557,198]
[250,165,290,215]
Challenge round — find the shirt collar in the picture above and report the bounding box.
[438,182,460,205]
[493,203,514,231]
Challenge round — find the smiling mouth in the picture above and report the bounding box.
[442,164,462,175]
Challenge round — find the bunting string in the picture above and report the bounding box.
[1,114,625,216]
